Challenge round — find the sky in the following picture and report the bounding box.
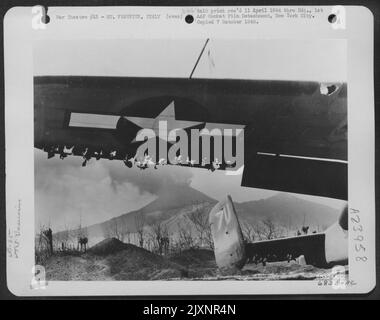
[34,39,347,231]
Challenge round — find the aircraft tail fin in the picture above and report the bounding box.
[209,195,246,273]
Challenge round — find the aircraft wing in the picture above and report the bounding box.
[34,76,347,199]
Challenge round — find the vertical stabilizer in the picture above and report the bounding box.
[209,196,246,273]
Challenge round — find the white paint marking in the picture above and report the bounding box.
[69,113,119,129]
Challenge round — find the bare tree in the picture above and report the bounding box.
[56,224,70,251]
[65,228,74,248]
[106,219,124,241]
[262,218,282,240]
[37,225,53,256]
[43,228,53,255]
[102,223,112,239]
[35,224,53,265]
[188,204,207,246]
[75,215,89,252]
[62,224,70,251]
[241,220,256,243]
[145,234,154,251]
[135,214,146,248]
[187,203,214,249]
[150,222,169,255]
[203,226,214,250]
[124,226,131,243]
[252,222,265,241]
[82,226,89,239]
[176,221,195,251]
[111,219,123,241]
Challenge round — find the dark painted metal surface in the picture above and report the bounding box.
[34,76,347,199]
[241,154,347,200]
[245,234,328,268]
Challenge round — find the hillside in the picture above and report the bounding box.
[235,193,339,231]
[78,185,215,242]
[43,237,346,281]
[54,188,340,245]
[141,185,215,213]
[44,238,187,280]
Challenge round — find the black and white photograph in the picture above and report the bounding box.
[33,38,349,281]
[3,5,376,296]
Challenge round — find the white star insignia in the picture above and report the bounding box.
[125,100,204,141]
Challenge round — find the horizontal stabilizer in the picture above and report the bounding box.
[245,234,328,267]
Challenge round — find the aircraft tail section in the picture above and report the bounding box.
[209,195,246,273]
[209,197,348,271]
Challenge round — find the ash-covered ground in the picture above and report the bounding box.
[42,238,347,281]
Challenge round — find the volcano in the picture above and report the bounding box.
[54,186,340,245]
